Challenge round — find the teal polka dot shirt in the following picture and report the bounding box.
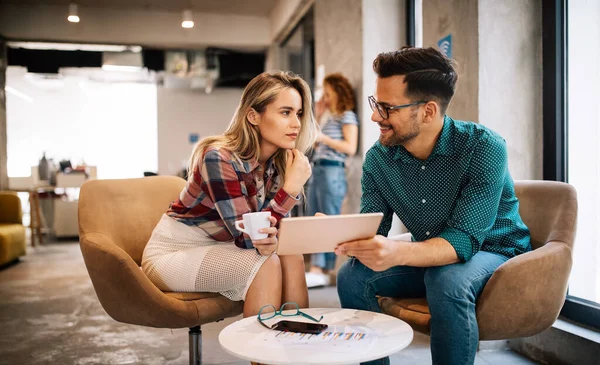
[361,116,532,262]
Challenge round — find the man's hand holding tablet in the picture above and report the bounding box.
[335,234,400,272]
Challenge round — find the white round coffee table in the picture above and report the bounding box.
[218,308,413,365]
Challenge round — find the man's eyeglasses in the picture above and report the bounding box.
[257,302,323,330]
[368,95,426,119]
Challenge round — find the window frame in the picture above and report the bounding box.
[544,0,600,330]
[407,0,416,46]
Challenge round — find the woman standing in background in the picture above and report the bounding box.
[306,73,359,287]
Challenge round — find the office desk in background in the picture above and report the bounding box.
[8,168,96,245]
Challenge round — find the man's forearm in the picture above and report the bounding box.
[393,237,460,267]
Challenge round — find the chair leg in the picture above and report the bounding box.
[189,326,202,365]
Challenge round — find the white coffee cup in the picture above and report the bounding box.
[234,212,272,240]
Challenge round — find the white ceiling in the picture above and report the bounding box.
[0,0,278,17]
[0,0,278,49]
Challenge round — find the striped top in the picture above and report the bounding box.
[312,110,359,163]
[167,146,299,249]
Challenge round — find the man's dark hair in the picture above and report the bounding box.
[373,46,458,113]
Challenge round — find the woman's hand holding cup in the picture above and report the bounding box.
[252,216,279,256]
[235,212,278,256]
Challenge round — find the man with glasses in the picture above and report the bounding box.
[335,47,531,365]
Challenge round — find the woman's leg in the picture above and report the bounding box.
[246,255,301,365]
[280,254,309,307]
[244,254,282,317]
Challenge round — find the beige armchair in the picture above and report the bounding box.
[78,176,243,365]
[379,180,577,340]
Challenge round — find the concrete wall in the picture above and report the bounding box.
[362,0,407,234]
[422,0,479,122]
[0,4,270,50]
[0,39,6,190]
[156,87,243,176]
[312,0,407,231]
[509,319,600,364]
[478,0,543,180]
[270,0,314,43]
[312,0,406,225]
[362,0,407,155]
[266,0,314,74]
[270,0,303,42]
[314,0,364,214]
[314,0,363,99]
[421,0,541,180]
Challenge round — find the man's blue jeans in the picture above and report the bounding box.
[336,251,509,365]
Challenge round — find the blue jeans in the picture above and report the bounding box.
[336,251,509,365]
[307,164,346,271]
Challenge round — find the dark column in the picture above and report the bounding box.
[0,36,8,190]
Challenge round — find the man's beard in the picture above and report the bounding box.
[379,112,420,147]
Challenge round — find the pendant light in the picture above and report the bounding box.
[182,9,194,28]
[67,3,80,23]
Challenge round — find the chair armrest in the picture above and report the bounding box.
[0,192,23,224]
[79,232,241,328]
[476,241,572,339]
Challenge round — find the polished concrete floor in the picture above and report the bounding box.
[0,241,539,365]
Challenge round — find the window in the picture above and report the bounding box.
[544,0,600,328]
[566,0,600,305]
[6,66,158,180]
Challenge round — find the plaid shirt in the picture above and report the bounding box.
[167,147,299,249]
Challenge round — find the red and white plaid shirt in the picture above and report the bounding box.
[167,147,298,249]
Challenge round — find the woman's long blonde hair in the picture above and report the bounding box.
[187,70,318,184]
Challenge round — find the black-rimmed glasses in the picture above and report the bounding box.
[257,302,323,330]
[368,95,426,119]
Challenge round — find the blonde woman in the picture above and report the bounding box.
[142,71,318,317]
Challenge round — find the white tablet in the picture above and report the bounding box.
[276,213,384,255]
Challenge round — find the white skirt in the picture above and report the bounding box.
[141,214,269,301]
